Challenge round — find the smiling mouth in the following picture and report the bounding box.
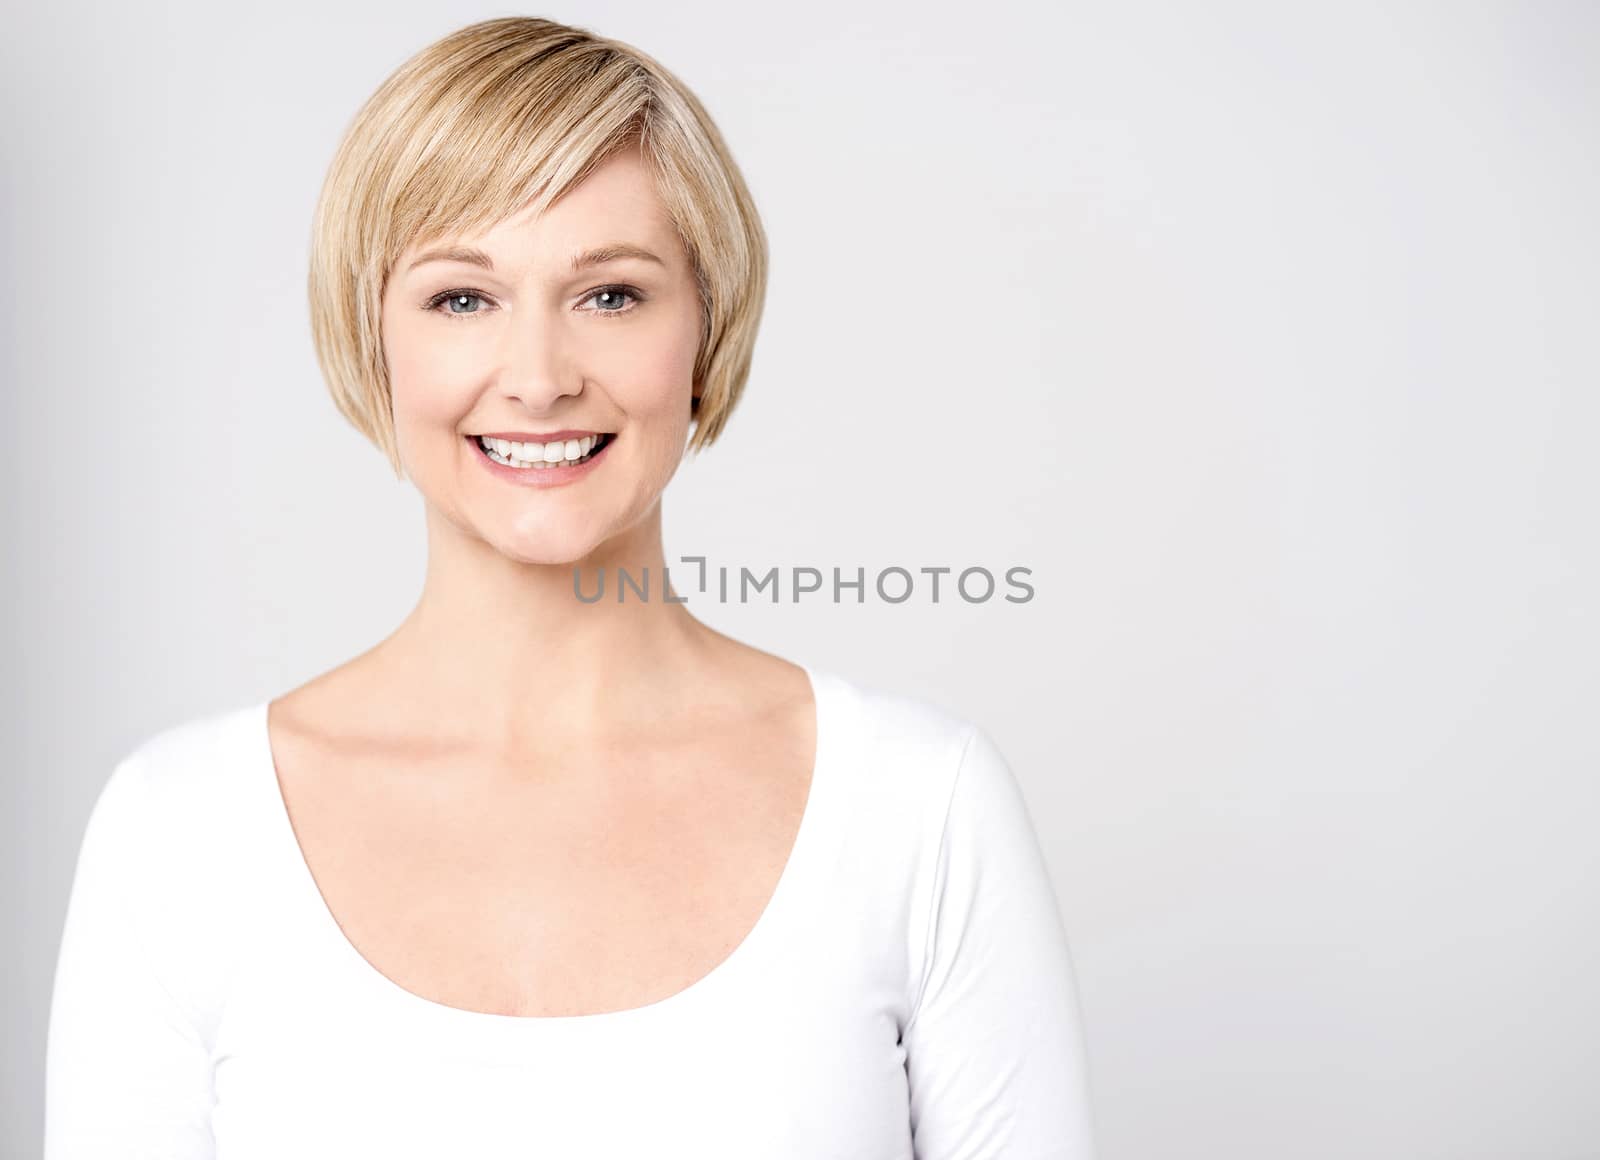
[470,432,614,469]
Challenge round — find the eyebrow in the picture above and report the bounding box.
[404,242,666,275]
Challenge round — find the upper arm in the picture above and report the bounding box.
[903,725,1098,1159]
[44,753,218,1159]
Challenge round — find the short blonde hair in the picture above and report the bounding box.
[307,16,768,479]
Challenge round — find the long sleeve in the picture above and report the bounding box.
[45,752,218,1159]
[903,725,1097,1159]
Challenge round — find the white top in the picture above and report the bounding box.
[45,665,1097,1158]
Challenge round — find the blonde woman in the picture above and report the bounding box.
[44,16,1095,1158]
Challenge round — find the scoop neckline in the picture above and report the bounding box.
[251,662,832,1036]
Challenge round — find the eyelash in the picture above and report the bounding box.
[422,284,644,320]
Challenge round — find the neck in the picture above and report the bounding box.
[361,496,721,746]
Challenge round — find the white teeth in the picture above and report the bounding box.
[477,433,606,469]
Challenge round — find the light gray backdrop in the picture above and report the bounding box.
[5,2,1596,1157]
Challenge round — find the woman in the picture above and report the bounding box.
[44,16,1096,1158]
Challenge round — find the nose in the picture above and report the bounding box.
[496,307,583,411]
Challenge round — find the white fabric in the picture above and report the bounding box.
[45,665,1096,1158]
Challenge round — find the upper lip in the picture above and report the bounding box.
[470,430,609,442]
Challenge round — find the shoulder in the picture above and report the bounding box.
[120,698,262,789]
[67,702,270,1044]
[805,668,1046,1004]
[98,701,268,852]
[817,667,975,750]
[810,665,999,820]
[92,704,273,915]
[86,698,271,893]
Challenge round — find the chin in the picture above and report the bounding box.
[490,533,601,568]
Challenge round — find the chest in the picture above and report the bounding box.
[212,952,914,1160]
[268,729,814,1019]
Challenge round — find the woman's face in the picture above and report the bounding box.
[381,144,704,564]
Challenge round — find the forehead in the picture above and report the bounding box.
[401,146,682,267]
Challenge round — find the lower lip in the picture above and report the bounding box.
[467,435,614,487]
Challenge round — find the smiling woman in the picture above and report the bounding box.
[43,14,1096,1160]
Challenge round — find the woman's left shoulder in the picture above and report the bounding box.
[807,664,998,801]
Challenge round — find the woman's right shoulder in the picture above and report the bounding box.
[66,700,275,1052]
[107,700,269,825]
[87,700,278,899]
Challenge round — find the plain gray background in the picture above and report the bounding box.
[5,2,1597,1157]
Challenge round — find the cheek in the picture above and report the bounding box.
[384,314,477,427]
[381,315,482,484]
[595,308,702,416]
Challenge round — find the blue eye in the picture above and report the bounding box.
[428,291,487,316]
[582,285,643,316]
